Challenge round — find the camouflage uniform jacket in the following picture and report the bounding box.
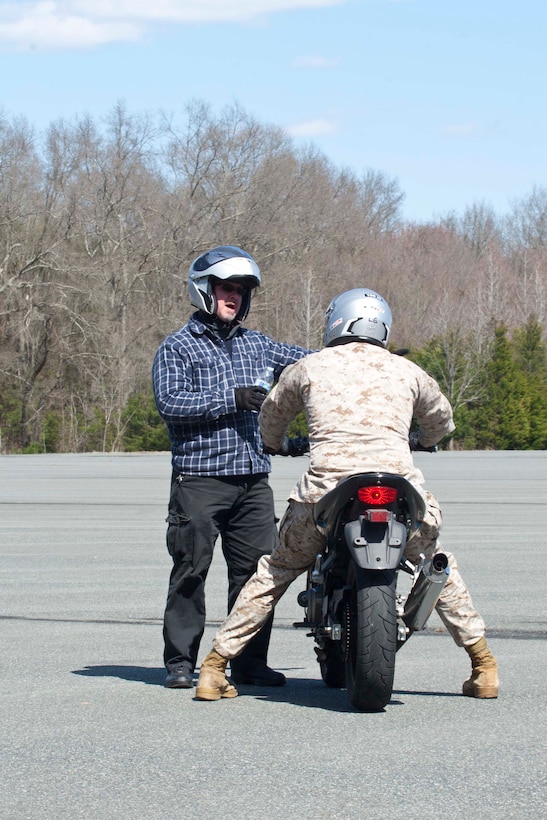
[258,342,455,504]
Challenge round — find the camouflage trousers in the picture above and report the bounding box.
[214,491,486,659]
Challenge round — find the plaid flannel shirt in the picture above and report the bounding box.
[152,313,311,476]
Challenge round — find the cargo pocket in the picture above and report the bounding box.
[423,491,443,534]
[166,511,192,560]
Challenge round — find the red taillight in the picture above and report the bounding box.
[357,486,398,505]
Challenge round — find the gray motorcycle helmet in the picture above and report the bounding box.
[324,288,392,348]
[188,245,261,321]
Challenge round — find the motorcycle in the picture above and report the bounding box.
[293,439,449,712]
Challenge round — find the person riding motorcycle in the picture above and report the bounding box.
[195,288,499,702]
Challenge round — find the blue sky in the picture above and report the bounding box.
[0,0,545,223]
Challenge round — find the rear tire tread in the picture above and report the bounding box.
[345,568,397,712]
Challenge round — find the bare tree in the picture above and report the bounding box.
[0,101,545,452]
[503,187,547,326]
[441,201,501,259]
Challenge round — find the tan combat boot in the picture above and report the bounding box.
[462,636,499,698]
[195,649,238,701]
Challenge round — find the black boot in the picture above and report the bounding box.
[164,661,194,689]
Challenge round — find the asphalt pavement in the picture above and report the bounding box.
[1,451,546,819]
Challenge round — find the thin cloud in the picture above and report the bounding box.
[442,123,484,138]
[0,3,141,49]
[287,118,338,137]
[291,54,341,69]
[0,0,347,49]
[73,1,345,22]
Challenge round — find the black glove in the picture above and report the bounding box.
[235,386,267,412]
[409,431,437,453]
[279,435,310,457]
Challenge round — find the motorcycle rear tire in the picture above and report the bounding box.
[345,564,397,712]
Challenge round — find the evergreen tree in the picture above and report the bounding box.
[511,319,547,448]
[471,325,530,449]
[121,391,170,452]
[410,331,485,448]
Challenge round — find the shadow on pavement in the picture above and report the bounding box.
[393,688,461,698]
[72,665,165,686]
[203,678,462,712]
[71,666,461,708]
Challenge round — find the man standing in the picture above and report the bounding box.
[196,288,499,702]
[153,245,311,689]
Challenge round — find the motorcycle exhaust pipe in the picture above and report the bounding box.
[402,552,450,632]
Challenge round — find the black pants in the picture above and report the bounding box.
[163,472,277,671]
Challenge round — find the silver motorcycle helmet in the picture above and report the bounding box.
[324,288,392,348]
[188,245,261,321]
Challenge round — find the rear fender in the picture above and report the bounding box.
[344,517,406,570]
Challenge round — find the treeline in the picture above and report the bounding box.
[1,101,546,453]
